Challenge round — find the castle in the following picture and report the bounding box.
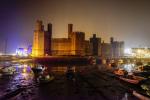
[32,20,124,58]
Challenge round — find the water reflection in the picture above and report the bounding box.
[46,65,76,73]
[7,64,34,91]
[1,63,82,90]
[0,63,34,99]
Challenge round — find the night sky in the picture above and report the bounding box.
[0,0,150,54]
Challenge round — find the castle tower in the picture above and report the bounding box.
[71,32,85,55]
[44,23,52,55]
[90,34,101,56]
[110,37,114,44]
[32,20,45,56]
[35,20,43,31]
[68,24,73,38]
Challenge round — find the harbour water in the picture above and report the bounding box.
[0,59,149,100]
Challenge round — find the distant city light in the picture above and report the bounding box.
[132,48,150,58]
[137,49,141,54]
[12,53,16,56]
[124,64,135,72]
[124,48,150,58]
[15,46,32,57]
[124,48,134,57]
[16,48,28,57]
[124,48,132,55]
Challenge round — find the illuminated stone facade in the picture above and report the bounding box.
[71,32,85,55]
[51,32,85,56]
[32,20,51,56]
[32,20,86,56]
[32,20,124,58]
[84,40,92,55]
[90,35,124,58]
[101,42,111,58]
[110,37,124,58]
[32,20,45,56]
[90,34,101,56]
[51,38,72,55]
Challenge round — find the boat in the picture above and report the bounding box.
[133,91,150,100]
[140,79,150,96]
[88,56,96,65]
[66,69,75,80]
[132,75,146,81]
[119,77,140,84]
[38,75,54,84]
[114,69,127,76]
[119,74,146,84]
[1,66,16,75]
[115,68,146,84]
[134,72,150,78]
[32,64,45,73]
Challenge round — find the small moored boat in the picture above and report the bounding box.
[133,91,150,100]
[32,64,45,73]
[119,77,140,84]
[38,75,54,84]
